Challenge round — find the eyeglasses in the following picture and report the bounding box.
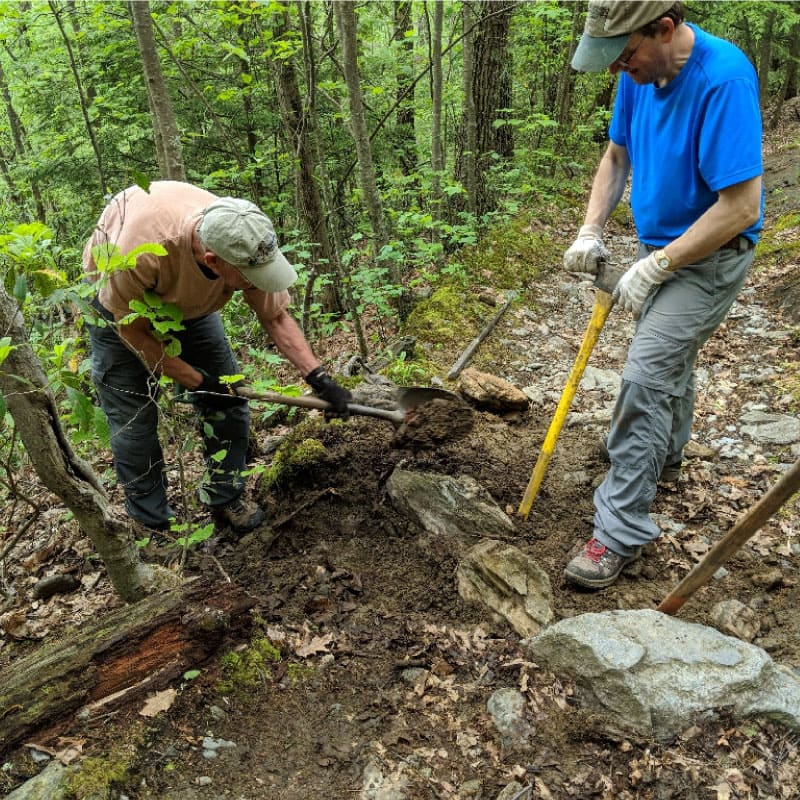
[614,34,645,70]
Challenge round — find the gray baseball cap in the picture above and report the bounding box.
[571,0,675,72]
[198,197,297,292]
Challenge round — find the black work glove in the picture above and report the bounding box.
[187,369,247,409]
[305,366,352,419]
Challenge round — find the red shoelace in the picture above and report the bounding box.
[584,538,607,563]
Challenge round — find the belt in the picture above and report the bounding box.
[645,235,755,256]
[719,235,755,252]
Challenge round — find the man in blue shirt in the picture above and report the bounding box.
[562,1,763,588]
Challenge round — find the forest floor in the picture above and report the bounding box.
[2,109,800,800]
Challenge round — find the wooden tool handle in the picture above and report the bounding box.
[236,386,403,424]
[658,457,800,615]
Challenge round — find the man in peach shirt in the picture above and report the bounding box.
[84,181,350,535]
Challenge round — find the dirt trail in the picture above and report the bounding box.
[1,115,799,799]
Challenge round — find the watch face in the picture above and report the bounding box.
[658,256,670,269]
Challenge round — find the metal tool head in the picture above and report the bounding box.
[594,259,617,295]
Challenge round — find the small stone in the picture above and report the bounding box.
[196,776,213,786]
[751,569,783,591]
[711,599,760,641]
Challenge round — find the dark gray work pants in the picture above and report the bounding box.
[87,298,249,529]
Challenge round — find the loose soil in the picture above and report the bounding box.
[1,113,799,799]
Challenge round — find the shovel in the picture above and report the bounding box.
[518,263,617,519]
[236,385,464,428]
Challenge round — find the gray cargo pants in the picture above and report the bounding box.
[593,240,755,556]
[88,297,249,529]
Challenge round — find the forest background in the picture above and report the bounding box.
[0,0,797,593]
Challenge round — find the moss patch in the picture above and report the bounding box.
[217,635,282,695]
[458,216,562,290]
[260,422,328,493]
[404,285,482,349]
[64,725,144,799]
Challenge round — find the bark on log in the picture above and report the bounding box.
[0,579,256,756]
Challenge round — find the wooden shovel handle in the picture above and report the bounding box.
[235,386,404,425]
[658,456,800,615]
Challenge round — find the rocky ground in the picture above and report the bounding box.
[1,110,799,799]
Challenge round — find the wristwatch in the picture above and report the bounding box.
[653,248,673,271]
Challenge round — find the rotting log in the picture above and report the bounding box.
[0,579,256,756]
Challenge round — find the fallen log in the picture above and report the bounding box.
[0,579,256,756]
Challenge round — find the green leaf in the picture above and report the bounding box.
[0,337,16,367]
[12,274,27,304]
[132,171,152,192]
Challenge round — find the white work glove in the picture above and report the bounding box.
[563,224,608,275]
[613,252,672,319]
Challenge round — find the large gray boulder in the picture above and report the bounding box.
[524,609,800,740]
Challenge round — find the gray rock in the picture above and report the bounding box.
[711,599,761,641]
[5,762,69,800]
[457,539,553,637]
[496,781,531,800]
[740,411,800,444]
[524,609,800,740]
[360,759,408,800]
[386,469,515,542]
[487,688,533,748]
[579,365,621,394]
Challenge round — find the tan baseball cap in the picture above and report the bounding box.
[571,0,675,72]
[198,197,298,293]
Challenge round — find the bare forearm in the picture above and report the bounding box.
[584,143,630,228]
[118,323,202,389]
[261,309,320,377]
[662,176,762,270]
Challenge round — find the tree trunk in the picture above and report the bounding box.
[0,60,46,222]
[332,1,390,257]
[0,579,254,756]
[0,290,177,603]
[129,0,186,181]
[429,0,444,243]
[393,0,416,176]
[770,21,800,129]
[757,8,776,109]
[460,1,478,217]
[555,3,584,128]
[472,0,515,212]
[272,7,341,317]
[430,0,444,176]
[47,0,108,194]
[457,1,515,218]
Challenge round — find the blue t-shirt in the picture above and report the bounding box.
[608,24,763,246]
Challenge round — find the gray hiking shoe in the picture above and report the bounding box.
[213,496,265,534]
[598,436,681,484]
[564,537,642,589]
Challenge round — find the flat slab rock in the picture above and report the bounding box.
[524,609,800,741]
[457,538,553,638]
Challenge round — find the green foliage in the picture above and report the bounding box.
[119,289,184,357]
[383,352,429,385]
[0,222,68,301]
